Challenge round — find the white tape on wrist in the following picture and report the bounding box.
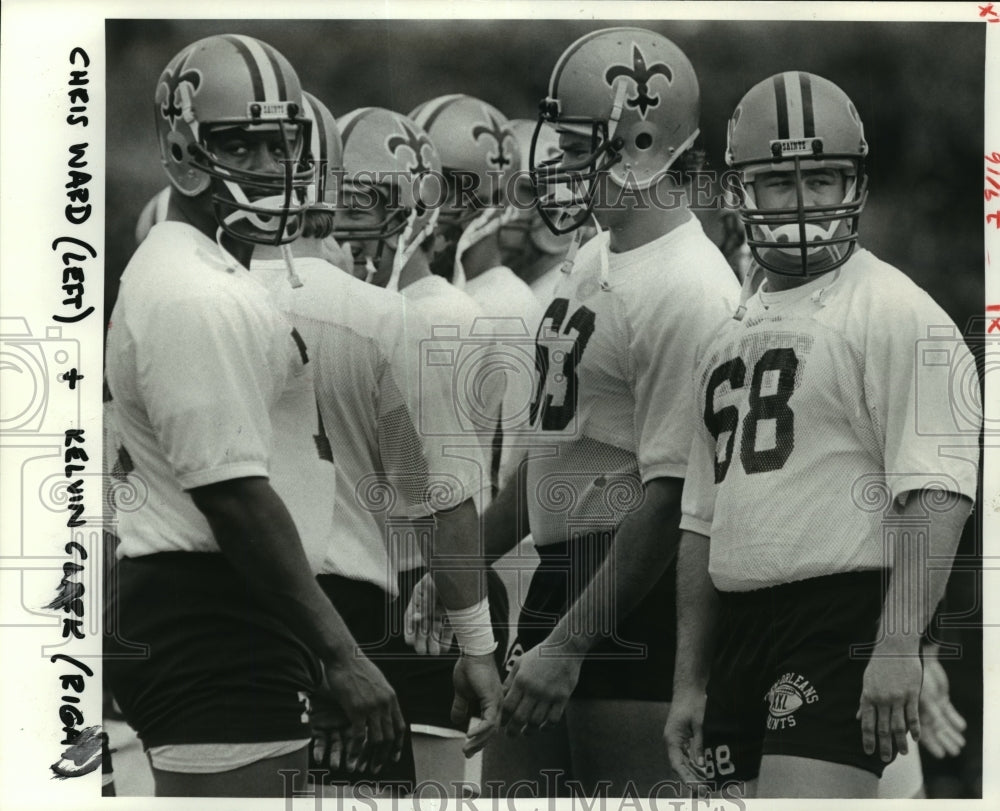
[446,597,497,656]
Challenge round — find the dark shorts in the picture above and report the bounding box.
[702,570,891,784]
[103,553,322,749]
[311,568,509,788]
[508,535,676,702]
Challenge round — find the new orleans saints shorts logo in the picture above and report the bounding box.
[764,672,820,730]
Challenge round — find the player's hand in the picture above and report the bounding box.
[403,572,455,656]
[500,639,582,735]
[451,653,503,757]
[321,655,406,773]
[308,693,348,772]
[857,646,922,763]
[918,645,967,759]
[664,687,708,786]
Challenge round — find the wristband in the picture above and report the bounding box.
[445,597,497,657]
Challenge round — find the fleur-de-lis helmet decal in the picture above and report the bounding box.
[531,27,701,234]
[604,44,673,117]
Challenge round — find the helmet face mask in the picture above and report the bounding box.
[154,35,314,246]
[530,27,702,236]
[500,119,576,264]
[726,71,869,277]
[530,108,622,234]
[197,121,312,245]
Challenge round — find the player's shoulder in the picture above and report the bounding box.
[122,222,264,315]
[831,248,954,338]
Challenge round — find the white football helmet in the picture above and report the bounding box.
[154,34,312,245]
[531,27,701,234]
[726,71,869,276]
[334,107,442,291]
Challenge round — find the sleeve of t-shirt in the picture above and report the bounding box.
[862,285,981,503]
[138,292,281,489]
[633,279,737,483]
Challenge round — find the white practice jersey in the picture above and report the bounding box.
[681,249,981,591]
[465,265,546,489]
[255,258,483,592]
[525,216,740,547]
[106,222,332,560]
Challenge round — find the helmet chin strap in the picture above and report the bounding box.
[281,243,303,289]
[221,178,290,236]
[386,206,440,294]
[453,206,508,288]
[743,180,856,268]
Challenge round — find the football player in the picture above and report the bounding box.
[411,95,543,498]
[665,72,979,798]
[103,36,404,796]
[313,104,508,791]
[337,106,503,482]
[481,28,740,795]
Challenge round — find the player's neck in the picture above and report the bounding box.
[605,184,691,254]
[167,194,253,268]
[762,270,816,293]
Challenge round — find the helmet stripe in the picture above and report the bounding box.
[261,43,288,101]
[772,74,789,140]
[783,72,805,139]
[338,107,377,146]
[222,35,264,101]
[411,94,465,133]
[304,94,327,161]
[799,72,815,138]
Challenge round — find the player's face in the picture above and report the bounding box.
[753,169,846,211]
[552,130,603,225]
[340,189,395,285]
[203,124,303,178]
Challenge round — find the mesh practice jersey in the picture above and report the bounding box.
[106,222,331,559]
[465,265,546,490]
[254,258,483,592]
[525,216,740,547]
[681,249,981,591]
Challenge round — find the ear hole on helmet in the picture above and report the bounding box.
[170,143,184,162]
[635,133,653,150]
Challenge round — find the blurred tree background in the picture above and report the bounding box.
[105,18,985,798]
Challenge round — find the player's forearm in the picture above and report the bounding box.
[555,476,683,655]
[673,531,719,691]
[875,490,972,653]
[424,497,487,611]
[190,476,358,665]
[483,469,529,565]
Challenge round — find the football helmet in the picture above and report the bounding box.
[531,27,701,234]
[725,71,869,277]
[154,34,312,245]
[334,107,442,291]
[499,119,574,265]
[301,91,343,209]
[410,95,520,285]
